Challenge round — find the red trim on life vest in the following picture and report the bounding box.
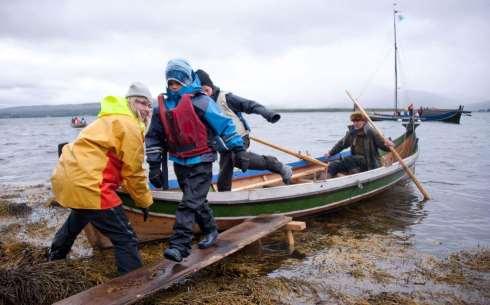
[100,150,123,209]
[158,94,178,149]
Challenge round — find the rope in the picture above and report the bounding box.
[356,47,392,100]
[355,27,395,101]
[396,39,413,109]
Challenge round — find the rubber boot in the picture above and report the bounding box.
[265,156,293,184]
[47,248,67,261]
[198,230,219,249]
[279,164,293,184]
[164,248,183,262]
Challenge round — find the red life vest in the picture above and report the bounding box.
[158,94,213,158]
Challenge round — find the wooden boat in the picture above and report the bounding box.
[71,117,87,128]
[365,5,469,124]
[85,122,420,248]
[71,122,87,128]
[369,105,468,124]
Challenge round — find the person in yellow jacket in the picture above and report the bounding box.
[48,82,154,274]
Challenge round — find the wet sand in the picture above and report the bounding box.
[0,183,489,305]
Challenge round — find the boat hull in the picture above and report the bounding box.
[85,133,418,248]
[370,108,464,124]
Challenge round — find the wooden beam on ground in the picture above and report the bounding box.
[286,221,306,231]
[53,215,292,305]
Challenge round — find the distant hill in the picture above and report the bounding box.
[464,100,490,112]
[0,95,486,119]
[273,107,393,112]
[0,103,99,118]
[0,102,395,118]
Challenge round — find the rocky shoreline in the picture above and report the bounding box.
[1,183,488,305]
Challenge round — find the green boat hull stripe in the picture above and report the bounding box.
[122,166,407,218]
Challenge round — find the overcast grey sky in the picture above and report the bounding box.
[0,0,489,108]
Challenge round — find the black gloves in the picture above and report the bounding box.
[140,208,149,222]
[267,112,281,123]
[149,167,162,188]
[57,142,68,157]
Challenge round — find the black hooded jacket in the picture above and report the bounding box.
[329,125,390,170]
[211,86,280,129]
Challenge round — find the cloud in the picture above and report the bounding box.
[0,0,489,108]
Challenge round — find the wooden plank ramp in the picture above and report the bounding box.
[54,215,292,305]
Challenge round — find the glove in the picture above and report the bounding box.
[140,208,149,222]
[57,142,68,157]
[149,167,162,188]
[267,112,281,123]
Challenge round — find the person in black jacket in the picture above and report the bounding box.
[325,112,394,178]
[196,69,292,191]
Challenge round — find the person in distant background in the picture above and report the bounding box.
[408,103,414,117]
[48,82,153,274]
[195,69,292,192]
[324,111,394,178]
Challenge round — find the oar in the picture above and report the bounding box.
[345,90,431,200]
[233,167,326,191]
[249,136,328,168]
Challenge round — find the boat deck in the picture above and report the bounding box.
[54,215,293,305]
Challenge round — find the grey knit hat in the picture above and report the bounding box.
[125,82,152,101]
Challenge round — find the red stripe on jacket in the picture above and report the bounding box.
[100,150,123,209]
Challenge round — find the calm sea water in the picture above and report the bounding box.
[0,112,489,257]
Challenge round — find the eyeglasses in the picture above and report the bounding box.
[135,99,152,108]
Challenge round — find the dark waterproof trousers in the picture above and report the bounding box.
[327,155,367,177]
[217,151,285,191]
[217,136,285,192]
[49,205,142,274]
[169,162,217,257]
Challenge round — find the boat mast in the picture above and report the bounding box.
[393,3,399,115]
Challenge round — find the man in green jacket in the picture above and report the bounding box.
[325,112,394,178]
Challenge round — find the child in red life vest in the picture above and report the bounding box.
[145,59,244,262]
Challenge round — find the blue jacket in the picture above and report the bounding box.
[146,92,244,167]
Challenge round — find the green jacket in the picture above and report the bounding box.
[328,125,389,170]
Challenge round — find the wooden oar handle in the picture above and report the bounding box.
[233,167,325,191]
[345,90,430,200]
[249,136,328,168]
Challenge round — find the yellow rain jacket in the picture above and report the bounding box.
[51,96,153,210]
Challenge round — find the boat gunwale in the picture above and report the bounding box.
[124,165,413,220]
[147,147,419,205]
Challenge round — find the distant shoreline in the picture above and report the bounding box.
[1,102,488,119]
[0,102,399,119]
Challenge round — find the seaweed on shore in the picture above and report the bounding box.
[0,241,113,305]
[0,261,102,305]
[0,201,31,217]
